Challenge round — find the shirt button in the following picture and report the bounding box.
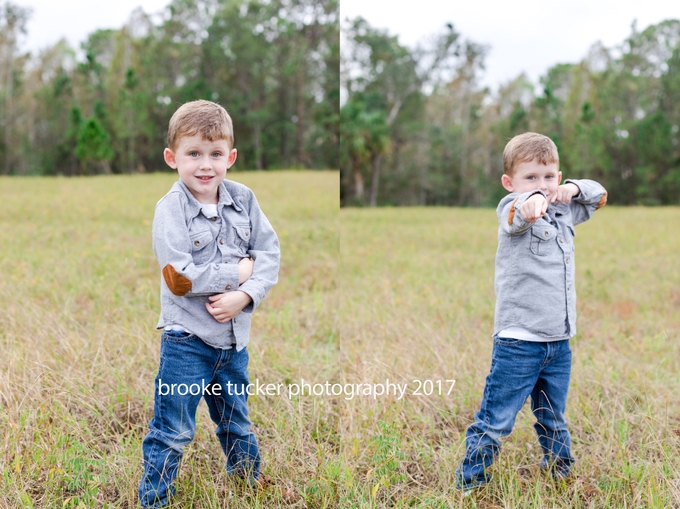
[194,241,200,246]
[219,238,224,245]
[566,258,570,264]
[211,216,217,221]
[559,238,563,243]
[225,285,231,290]
[245,231,249,236]
[544,231,549,237]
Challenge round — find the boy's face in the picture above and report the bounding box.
[501,160,562,201]
[164,135,237,204]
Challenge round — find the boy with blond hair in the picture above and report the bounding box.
[456,132,607,490]
[139,100,280,507]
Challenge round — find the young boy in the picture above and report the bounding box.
[456,132,607,490]
[139,100,280,507]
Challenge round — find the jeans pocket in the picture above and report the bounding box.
[163,329,195,342]
[494,336,523,346]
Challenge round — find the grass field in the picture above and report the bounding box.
[340,206,680,508]
[0,172,338,508]
[1,174,679,508]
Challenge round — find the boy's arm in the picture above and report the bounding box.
[153,193,241,297]
[498,190,548,235]
[563,179,607,225]
[233,190,280,313]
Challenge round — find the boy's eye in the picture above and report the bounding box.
[189,151,199,157]
[212,152,222,157]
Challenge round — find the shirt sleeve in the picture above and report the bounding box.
[236,190,280,313]
[564,179,607,226]
[497,190,547,235]
[153,193,240,297]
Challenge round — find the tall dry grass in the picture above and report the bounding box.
[0,172,339,508]
[339,206,680,508]
[2,175,679,508]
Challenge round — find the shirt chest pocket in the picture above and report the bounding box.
[232,224,251,257]
[530,226,557,256]
[189,229,215,265]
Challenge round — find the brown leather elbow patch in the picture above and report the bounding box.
[508,197,519,225]
[162,264,192,296]
[596,190,608,210]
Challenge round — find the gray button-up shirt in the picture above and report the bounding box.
[152,179,280,350]
[494,179,607,340]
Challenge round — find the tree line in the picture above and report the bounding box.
[0,0,338,175]
[341,17,680,206]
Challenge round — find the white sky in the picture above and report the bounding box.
[340,0,680,92]
[15,0,170,54]
[11,0,680,92]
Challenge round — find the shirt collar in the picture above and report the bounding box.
[174,179,242,219]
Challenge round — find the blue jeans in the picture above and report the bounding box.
[139,330,260,508]
[456,336,575,489]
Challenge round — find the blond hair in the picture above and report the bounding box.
[503,132,559,175]
[167,100,234,151]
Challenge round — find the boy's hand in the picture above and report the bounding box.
[551,183,580,204]
[520,193,548,223]
[205,291,253,323]
[238,257,254,285]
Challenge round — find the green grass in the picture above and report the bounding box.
[2,177,679,508]
[339,206,680,508]
[0,172,338,508]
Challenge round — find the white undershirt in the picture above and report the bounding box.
[200,204,218,218]
[498,326,569,342]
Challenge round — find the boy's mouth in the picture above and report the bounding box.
[196,175,214,182]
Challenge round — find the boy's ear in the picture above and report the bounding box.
[557,171,562,185]
[164,148,177,169]
[226,148,238,169]
[501,174,514,192]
